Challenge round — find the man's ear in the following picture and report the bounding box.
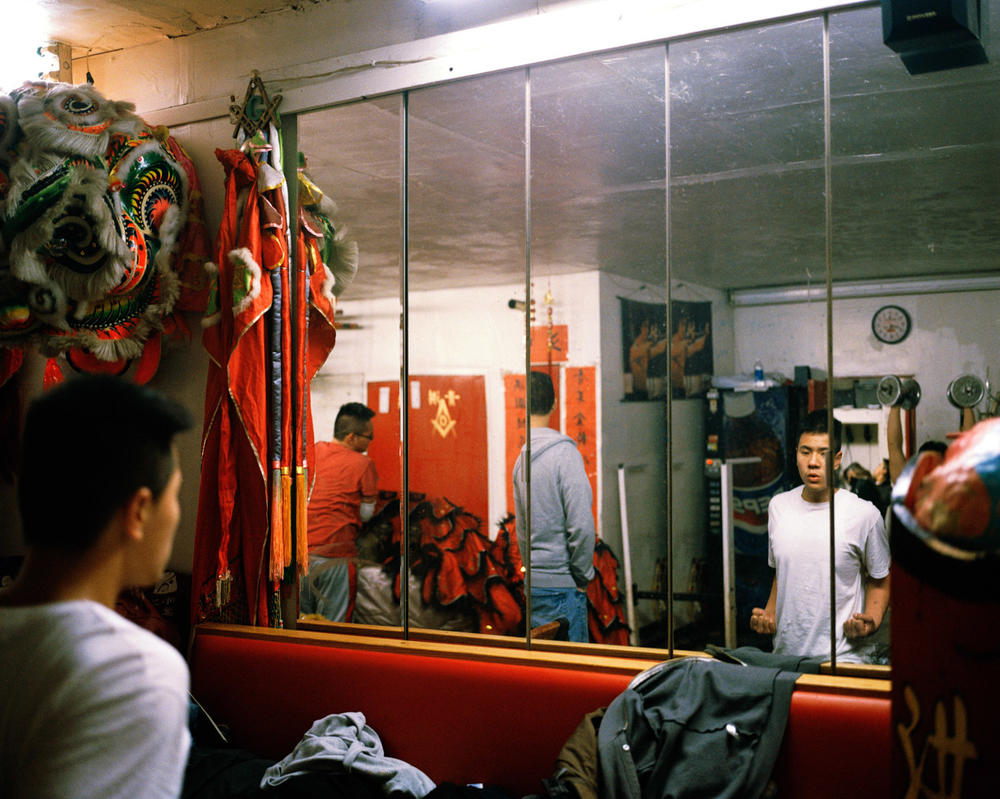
[833,450,844,470]
[122,487,153,542]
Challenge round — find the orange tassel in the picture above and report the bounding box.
[296,466,309,575]
[269,468,284,581]
[43,358,64,389]
[281,468,292,569]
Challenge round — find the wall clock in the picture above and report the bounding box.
[872,304,911,344]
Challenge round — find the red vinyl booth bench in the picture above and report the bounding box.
[188,623,891,798]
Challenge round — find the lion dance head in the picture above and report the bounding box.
[0,80,208,384]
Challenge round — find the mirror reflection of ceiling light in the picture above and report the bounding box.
[729,274,1000,307]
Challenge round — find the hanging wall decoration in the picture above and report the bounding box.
[193,71,357,629]
[0,80,210,386]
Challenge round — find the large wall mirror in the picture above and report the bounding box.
[668,16,827,656]
[295,95,405,628]
[405,72,528,634]
[293,1,1000,675]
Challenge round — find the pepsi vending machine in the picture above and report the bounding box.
[704,385,808,648]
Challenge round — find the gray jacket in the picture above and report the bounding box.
[512,427,596,589]
[261,712,436,797]
[598,657,797,799]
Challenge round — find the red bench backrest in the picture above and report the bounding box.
[189,626,891,798]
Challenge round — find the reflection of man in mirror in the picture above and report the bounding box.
[629,318,668,400]
[670,315,710,398]
[512,371,595,642]
[886,404,973,485]
[750,410,891,663]
[843,462,888,517]
[0,375,193,799]
[299,402,378,621]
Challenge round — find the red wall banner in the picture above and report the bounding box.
[563,365,598,522]
[368,376,488,522]
[530,324,569,364]
[366,380,401,494]
[504,373,528,517]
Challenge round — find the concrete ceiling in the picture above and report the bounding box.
[39,0,300,53]
[35,1,1000,299]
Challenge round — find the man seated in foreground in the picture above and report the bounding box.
[0,375,194,798]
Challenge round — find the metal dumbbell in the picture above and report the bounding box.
[876,375,921,409]
[946,374,985,409]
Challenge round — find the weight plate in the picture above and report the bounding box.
[900,379,922,410]
[877,375,902,406]
[947,374,985,408]
[875,375,903,407]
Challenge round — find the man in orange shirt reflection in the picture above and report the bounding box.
[299,402,378,621]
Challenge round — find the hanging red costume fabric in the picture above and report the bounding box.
[192,148,273,626]
[377,495,525,636]
[588,539,630,645]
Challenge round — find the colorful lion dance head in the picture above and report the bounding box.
[0,80,208,383]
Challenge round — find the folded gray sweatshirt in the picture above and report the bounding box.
[260,712,436,797]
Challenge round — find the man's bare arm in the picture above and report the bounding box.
[844,574,890,639]
[750,575,778,635]
[887,406,905,484]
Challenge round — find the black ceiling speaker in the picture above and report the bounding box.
[882,0,989,73]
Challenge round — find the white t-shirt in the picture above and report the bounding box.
[0,600,191,799]
[767,486,890,662]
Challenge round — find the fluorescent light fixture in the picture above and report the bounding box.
[729,273,1000,307]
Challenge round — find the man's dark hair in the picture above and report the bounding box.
[918,439,947,456]
[17,374,192,552]
[798,408,842,453]
[529,371,556,416]
[334,402,375,440]
[843,461,871,485]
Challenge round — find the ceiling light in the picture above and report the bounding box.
[0,4,52,90]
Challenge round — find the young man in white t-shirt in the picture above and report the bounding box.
[750,409,890,662]
[0,375,194,798]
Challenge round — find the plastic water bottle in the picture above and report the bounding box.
[753,359,764,384]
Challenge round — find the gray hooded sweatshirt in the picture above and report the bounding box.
[512,427,596,589]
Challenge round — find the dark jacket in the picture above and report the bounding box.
[596,657,797,799]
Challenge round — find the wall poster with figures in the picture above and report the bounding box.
[669,299,713,399]
[620,297,713,401]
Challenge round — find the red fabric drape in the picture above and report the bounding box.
[192,149,273,627]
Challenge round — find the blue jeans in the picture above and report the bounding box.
[531,587,589,643]
[299,556,351,621]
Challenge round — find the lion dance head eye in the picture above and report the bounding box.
[28,286,58,315]
[62,93,99,117]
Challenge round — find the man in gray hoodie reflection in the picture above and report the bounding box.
[512,371,596,642]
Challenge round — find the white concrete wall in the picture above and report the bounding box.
[734,289,999,448]
[596,273,732,637]
[597,272,667,636]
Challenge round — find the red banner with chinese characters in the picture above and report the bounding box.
[504,373,528,516]
[504,367,564,514]
[530,324,569,364]
[504,366,595,519]
[563,365,598,521]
